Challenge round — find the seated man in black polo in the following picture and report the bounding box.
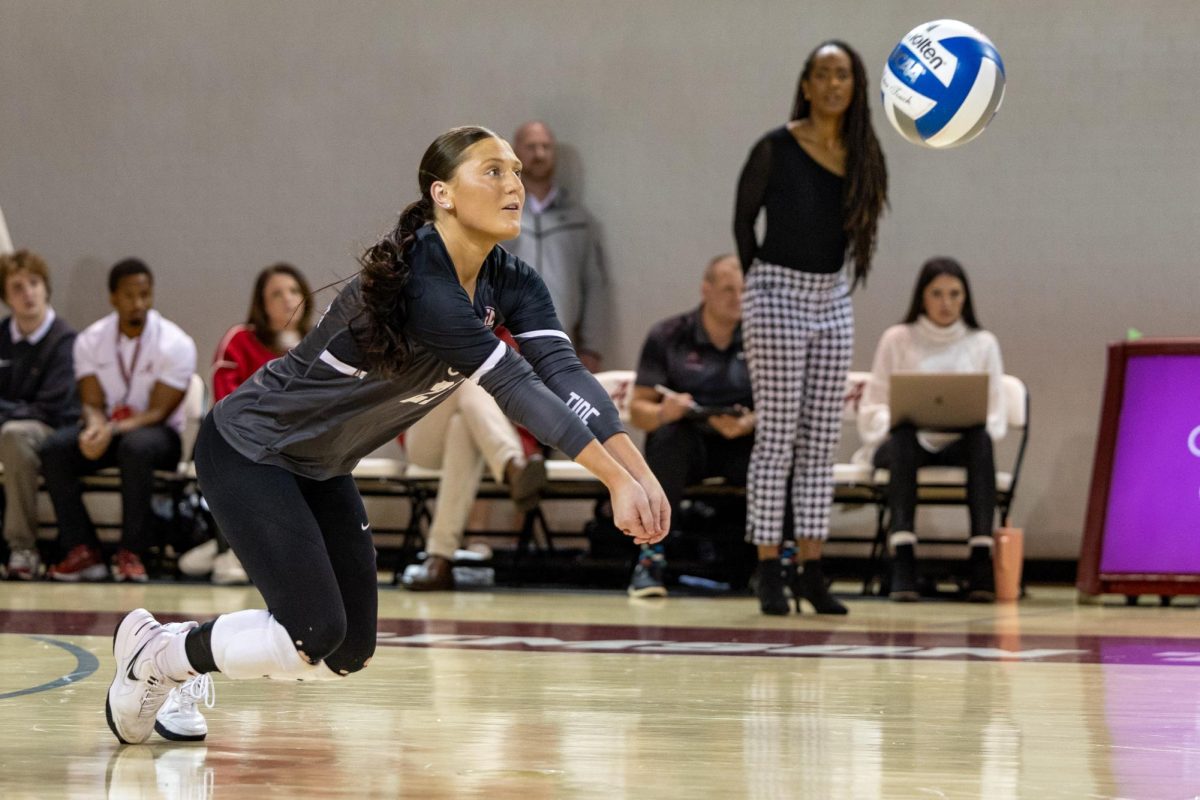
[627,254,754,597]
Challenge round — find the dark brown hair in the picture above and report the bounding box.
[246,263,314,350]
[0,250,52,304]
[356,125,499,376]
[791,40,889,289]
[902,257,982,329]
[108,258,152,292]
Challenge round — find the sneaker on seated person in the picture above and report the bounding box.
[965,543,996,603]
[112,548,149,583]
[211,550,249,586]
[628,545,667,598]
[47,544,109,582]
[177,538,219,577]
[6,548,42,581]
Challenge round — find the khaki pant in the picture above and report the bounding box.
[0,419,54,551]
[405,381,522,560]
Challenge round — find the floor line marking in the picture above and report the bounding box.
[0,636,101,701]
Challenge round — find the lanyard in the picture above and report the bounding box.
[115,328,143,407]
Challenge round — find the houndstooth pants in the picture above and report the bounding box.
[742,263,853,545]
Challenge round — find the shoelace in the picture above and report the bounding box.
[139,674,178,718]
[176,674,216,713]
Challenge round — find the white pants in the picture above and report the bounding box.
[405,381,522,559]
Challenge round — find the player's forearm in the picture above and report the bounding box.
[602,432,657,485]
[574,439,637,493]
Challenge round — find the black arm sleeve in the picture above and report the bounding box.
[498,252,624,445]
[403,258,599,457]
[476,348,597,456]
[733,135,773,273]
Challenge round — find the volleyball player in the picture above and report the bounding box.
[105,125,668,745]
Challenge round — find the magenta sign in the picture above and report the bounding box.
[1099,355,1200,574]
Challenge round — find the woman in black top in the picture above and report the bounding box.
[734,41,888,616]
[104,126,669,746]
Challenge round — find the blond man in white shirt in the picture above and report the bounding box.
[44,259,196,582]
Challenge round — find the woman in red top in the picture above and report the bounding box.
[180,264,314,584]
[212,263,313,401]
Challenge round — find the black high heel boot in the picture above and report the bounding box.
[791,559,848,615]
[755,558,790,616]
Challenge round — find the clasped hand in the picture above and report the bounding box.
[610,475,670,546]
[78,422,113,461]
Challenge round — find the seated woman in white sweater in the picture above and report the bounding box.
[857,257,1006,603]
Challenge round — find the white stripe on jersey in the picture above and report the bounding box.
[469,341,507,383]
[319,349,367,379]
[513,329,571,342]
[210,324,252,381]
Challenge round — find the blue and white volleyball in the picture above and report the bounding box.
[880,20,1006,149]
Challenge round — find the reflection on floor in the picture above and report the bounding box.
[2,582,1199,799]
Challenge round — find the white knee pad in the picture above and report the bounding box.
[211,609,344,681]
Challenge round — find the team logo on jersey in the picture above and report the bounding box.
[482,306,496,329]
[400,379,459,406]
[399,366,469,406]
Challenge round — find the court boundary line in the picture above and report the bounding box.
[0,636,101,701]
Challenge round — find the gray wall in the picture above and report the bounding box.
[2,1,1197,558]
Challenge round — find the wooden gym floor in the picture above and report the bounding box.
[2,580,1199,799]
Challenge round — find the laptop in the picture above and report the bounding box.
[889,372,989,431]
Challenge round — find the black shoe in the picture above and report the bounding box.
[889,544,920,602]
[755,559,789,616]
[401,556,455,592]
[505,454,547,514]
[791,559,848,615]
[966,547,995,603]
[628,557,667,598]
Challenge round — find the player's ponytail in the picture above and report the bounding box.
[357,125,498,376]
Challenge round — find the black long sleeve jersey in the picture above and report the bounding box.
[213,224,622,480]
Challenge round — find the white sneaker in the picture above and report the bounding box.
[211,551,249,585]
[153,622,212,742]
[6,548,42,580]
[155,674,215,741]
[105,609,185,745]
[178,539,219,577]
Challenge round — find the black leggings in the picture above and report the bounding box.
[193,414,377,675]
[644,421,753,528]
[874,423,996,541]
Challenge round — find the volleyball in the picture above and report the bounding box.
[880,19,1005,149]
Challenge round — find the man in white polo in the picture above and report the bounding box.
[43,258,196,582]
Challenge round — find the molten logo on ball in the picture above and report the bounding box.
[881,19,1006,149]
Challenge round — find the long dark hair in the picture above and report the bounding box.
[247,263,313,350]
[790,40,888,289]
[902,257,981,329]
[357,125,499,376]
